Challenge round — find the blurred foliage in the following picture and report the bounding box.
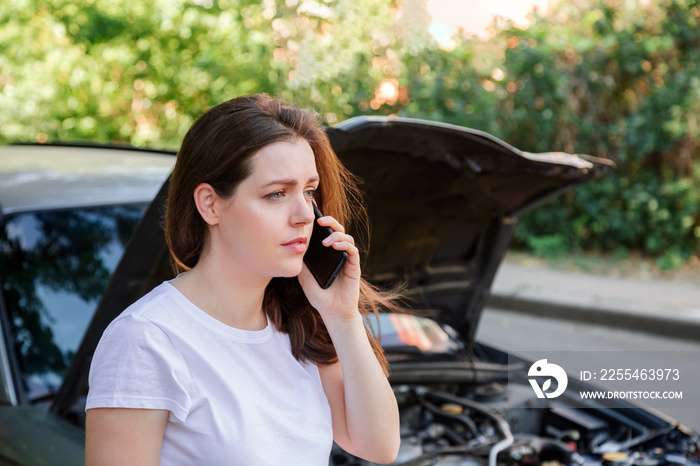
[0,0,698,265]
[496,0,700,268]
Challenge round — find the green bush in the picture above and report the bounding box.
[513,165,700,261]
[486,0,700,264]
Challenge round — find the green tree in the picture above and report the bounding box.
[1,0,279,148]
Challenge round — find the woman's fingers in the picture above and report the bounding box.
[315,215,360,272]
[317,215,345,234]
[322,231,354,247]
[321,229,359,267]
[317,215,356,253]
[328,239,359,260]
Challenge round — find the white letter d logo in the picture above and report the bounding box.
[528,359,568,399]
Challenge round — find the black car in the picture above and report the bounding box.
[1,118,698,466]
[0,144,174,464]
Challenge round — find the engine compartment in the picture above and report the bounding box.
[329,314,699,466]
[330,379,699,466]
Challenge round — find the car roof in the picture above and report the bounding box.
[0,145,175,216]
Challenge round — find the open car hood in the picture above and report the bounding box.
[326,117,612,339]
[52,116,613,418]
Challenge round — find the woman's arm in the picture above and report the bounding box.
[298,215,400,464]
[85,408,168,466]
[318,328,400,463]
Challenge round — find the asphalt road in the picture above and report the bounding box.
[476,307,700,431]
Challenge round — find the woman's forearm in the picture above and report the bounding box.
[324,313,400,463]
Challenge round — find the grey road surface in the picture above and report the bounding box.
[476,307,700,431]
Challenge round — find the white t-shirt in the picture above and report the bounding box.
[86,281,333,465]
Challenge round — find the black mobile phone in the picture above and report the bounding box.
[303,202,348,289]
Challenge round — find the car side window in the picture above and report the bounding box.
[0,205,145,402]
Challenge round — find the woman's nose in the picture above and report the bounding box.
[291,195,315,226]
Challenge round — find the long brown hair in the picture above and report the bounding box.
[165,94,398,374]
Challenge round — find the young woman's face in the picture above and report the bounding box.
[212,138,319,280]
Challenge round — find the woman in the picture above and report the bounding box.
[85,94,401,465]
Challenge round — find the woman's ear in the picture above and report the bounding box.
[193,183,220,226]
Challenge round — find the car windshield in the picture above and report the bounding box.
[0,205,146,402]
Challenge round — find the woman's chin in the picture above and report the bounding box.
[275,263,305,278]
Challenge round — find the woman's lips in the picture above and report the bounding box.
[281,237,308,253]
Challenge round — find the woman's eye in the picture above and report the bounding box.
[304,189,317,199]
[267,191,284,200]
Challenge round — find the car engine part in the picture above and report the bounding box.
[329,383,700,466]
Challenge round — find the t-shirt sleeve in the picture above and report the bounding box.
[85,314,192,423]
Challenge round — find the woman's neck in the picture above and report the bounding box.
[171,252,269,331]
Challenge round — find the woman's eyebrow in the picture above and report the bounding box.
[262,176,319,188]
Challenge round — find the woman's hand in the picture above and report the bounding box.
[297,215,361,323]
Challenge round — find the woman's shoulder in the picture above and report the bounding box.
[88,283,193,420]
[94,282,192,377]
[104,282,184,337]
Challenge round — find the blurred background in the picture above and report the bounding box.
[1,0,699,273]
